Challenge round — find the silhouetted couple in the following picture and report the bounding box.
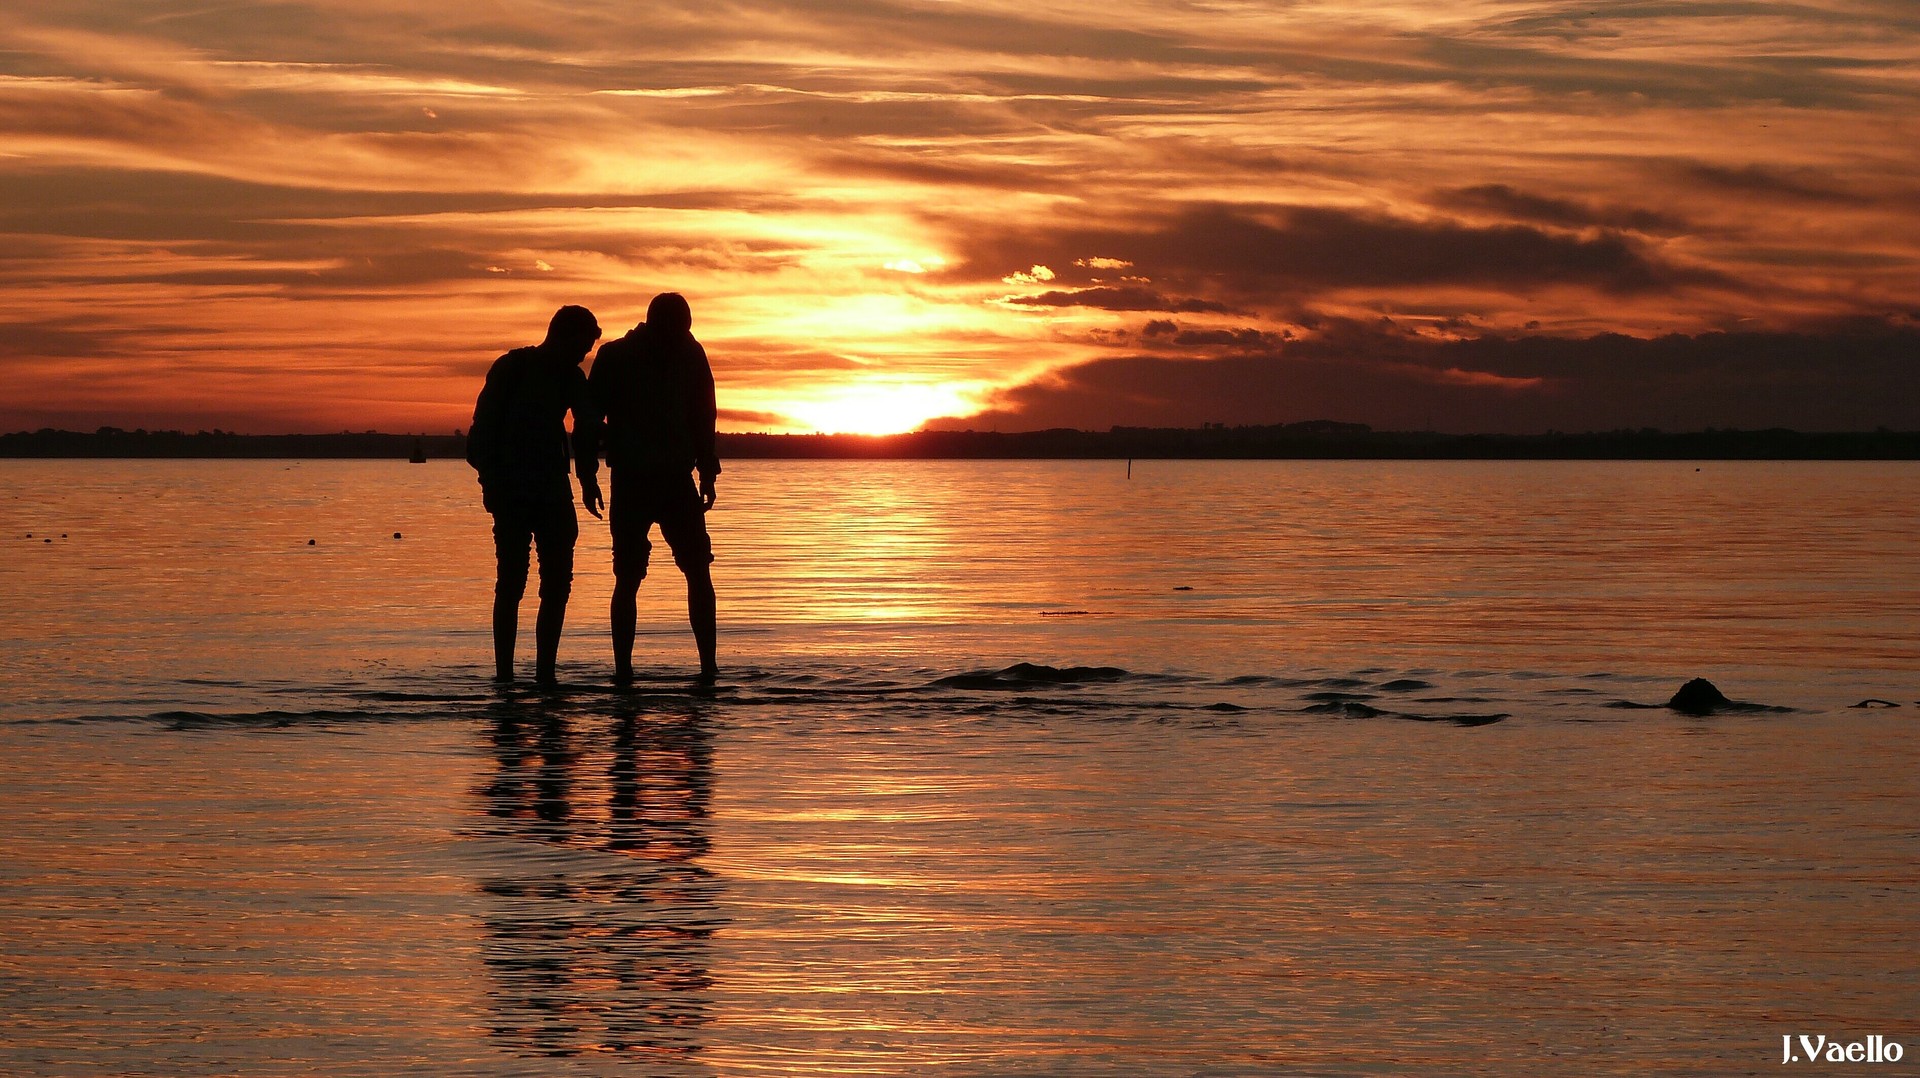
[465,295,719,686]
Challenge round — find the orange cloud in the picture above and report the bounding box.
[0,1,1914,434]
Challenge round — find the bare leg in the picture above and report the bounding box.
[686,565,717,678]
[611,573,641,683]
[492,593,518,682]
[533,591,566,685]
[526,504,576,687]
[491,512,529,683]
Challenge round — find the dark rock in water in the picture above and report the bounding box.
[999,662,1128,684]
[932,662,1130,689]
[43,538,52,544]
[1668,678,1731,715]
[1300,699,1387,718]
[1173,585,1193,591]
[1441,713,1508,727]
[1851,698,1900,709]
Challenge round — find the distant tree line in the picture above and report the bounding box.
[0,428,461,459]
[4,422,1919,460]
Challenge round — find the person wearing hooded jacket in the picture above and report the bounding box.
[584,292,720,682]
[466,304,604,684]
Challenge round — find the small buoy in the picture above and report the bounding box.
[43,538,52,544]
[393,532,403,539]
[61,533,67,539]
[308,539,317,546]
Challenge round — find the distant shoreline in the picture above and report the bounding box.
[4,424,1919,460]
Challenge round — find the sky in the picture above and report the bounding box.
[1,0,1916,436]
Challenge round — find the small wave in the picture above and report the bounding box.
[149,708,396,728]
[1605,698,1793,715]
[1303,690,1374,703]
[1297,699,1506,726]
[33,662,1821,733]
[1223,674,1317,688]
[929,662,1134,690]
[352,689,500,704]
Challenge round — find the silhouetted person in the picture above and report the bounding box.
[467,305,604,684]
[585,293,720,683]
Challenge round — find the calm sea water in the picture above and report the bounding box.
[1,459,1916,1075]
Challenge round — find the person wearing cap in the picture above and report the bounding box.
[466,305,605,684]
[584,292,720,683]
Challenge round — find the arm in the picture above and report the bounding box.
[569,364,604,518]
[691,341,720,507]
[466,356,507,492]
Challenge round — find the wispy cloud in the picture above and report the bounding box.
[0,0,1914,432]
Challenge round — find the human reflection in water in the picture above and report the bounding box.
[475,702,721,1068]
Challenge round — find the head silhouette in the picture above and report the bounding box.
[544,304,601,360]
[646,293,693,335]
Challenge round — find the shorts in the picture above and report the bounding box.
[490,496,578,600]
[610,470,713,579]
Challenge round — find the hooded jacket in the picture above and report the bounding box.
[585,324,720,482]
[466,344,600,506]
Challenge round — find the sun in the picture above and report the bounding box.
[779,383,977,436]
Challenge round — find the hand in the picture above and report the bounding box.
[581,480,604,519]
[699,475,717,511]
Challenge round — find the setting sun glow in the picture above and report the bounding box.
[0,2,1915,435]
[777,383,980,436]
